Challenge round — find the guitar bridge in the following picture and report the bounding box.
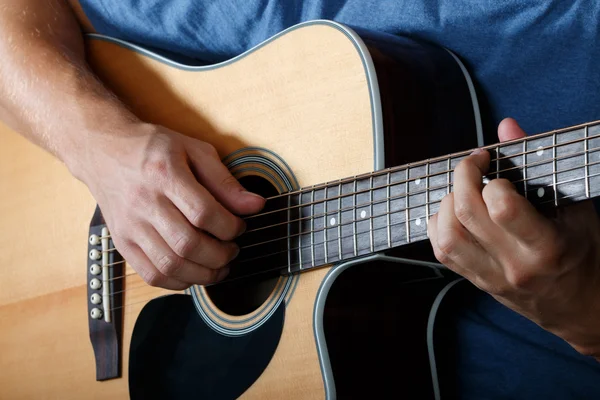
[87,205,124,381]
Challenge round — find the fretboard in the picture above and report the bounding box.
[239,120,600,276]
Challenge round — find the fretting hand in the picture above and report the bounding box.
[428,118,600,359]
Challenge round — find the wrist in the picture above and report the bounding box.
[61,115,146,184]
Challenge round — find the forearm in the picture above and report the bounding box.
[0,0,138,178]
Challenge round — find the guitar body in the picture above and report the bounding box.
[0,21,479,399]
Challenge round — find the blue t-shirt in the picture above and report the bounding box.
[79,1,600,398]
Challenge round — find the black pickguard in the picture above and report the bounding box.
[323,249,459,400]
[129,295,284,400]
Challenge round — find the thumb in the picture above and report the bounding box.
[186,144,265,216]
[498,117,527,142]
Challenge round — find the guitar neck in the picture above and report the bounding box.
[237,120,600,275]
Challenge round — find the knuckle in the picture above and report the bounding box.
[143,158,171,181]
[488,195,519,225]
[141,268,167,287]
[216,246,238,268]
[437,229,465,258]
[128,184,148,205]
[485,180,519,224]
[221,174,242,190]
[190,205,209,228]
[220,219,243,241]
[433,247,451,265]
[199,141,218,157]
[157,253,184,277]
[504,265,535,290]
[454,201,475,226]
[455,158,473,175]
[173,233,198,258]
[197,270,220,286]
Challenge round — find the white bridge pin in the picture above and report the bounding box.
[90,278,102,290]
[90,308,103,320]
[89,234,101,246]
[90,264,101,275]
[89,249,101,260]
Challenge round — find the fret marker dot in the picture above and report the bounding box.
[360,210,367,219]
[415,178,421,185]
[536,146,544,156]
[329,217,336,226]
[537,188,545,198]
[416,218,422,226]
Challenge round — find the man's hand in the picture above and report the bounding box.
[78,124,265,289]
[0,1,265,290]
[428,118,600,359]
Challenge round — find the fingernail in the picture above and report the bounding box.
[217,267,230,281]
[471,148,485,155]
[242,191,264,200]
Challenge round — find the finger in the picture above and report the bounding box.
[428,211,462,275]
[433,194,490,275]
[150,198,240,268]
[138,224,230,285]
[498,118,527,142]
[167,167,246,241]
[184,139,265,215]
[453,149,499,245]
[119,241,191,290]
[483,178,557,248]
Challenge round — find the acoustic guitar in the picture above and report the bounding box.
[1,20,598,400]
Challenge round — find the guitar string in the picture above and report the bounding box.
[237,158,600,250]
[98,163,600,279]
[97,146,600,248]
[241,149,600,236]
[105,179,595,314]
[95,124,600,311]
[100,170,599,294]
[245,127,600,217]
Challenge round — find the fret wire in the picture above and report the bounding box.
[496,145,500,179]
[405,168,411,243]
[310,189,315,267]
[369,176,374,252]
[446,158,451,194]
[234,180,600,280]
[523,139,528,199]
[337,183,342,260]
[246,153,600,240]
[244,156,600,251]
[585,126,590,198]
[250,126,600,219]
[247,133,600,221]
[254,124,600,208]
[386,171,391,248]
[287,193,292,274]
[552,132,558,206]
[353,179,358,256]
[323,185,328,264]
[297,192,302,270]
[425,162,430,226]
[242,168,600,260]
[239,167,600,263]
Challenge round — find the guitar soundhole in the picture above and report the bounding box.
[205,175,289,316]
